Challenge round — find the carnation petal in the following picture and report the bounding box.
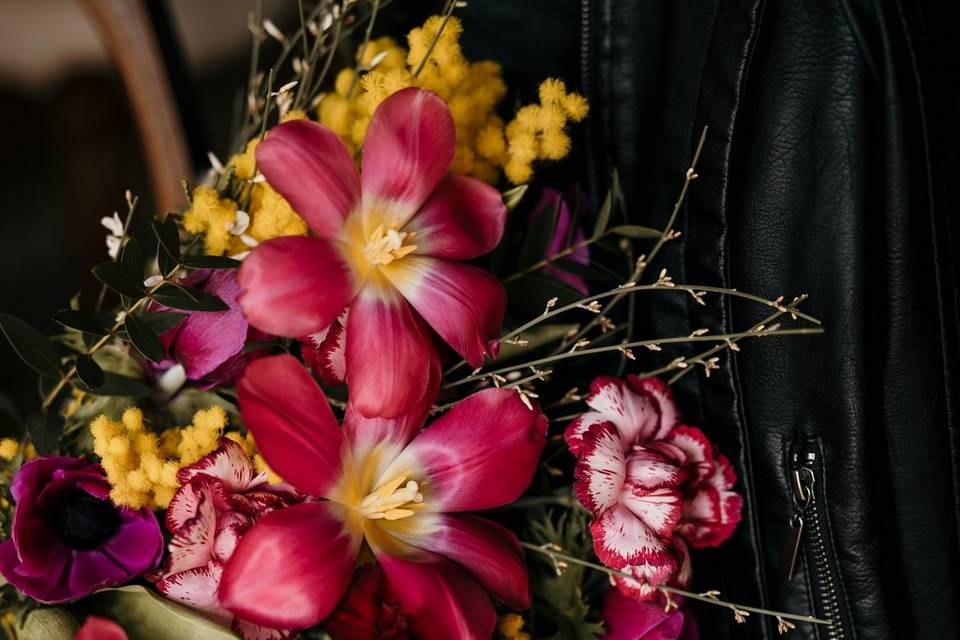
[590,503,674,570]
[573,421,626,514]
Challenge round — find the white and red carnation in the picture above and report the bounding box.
[564,376,742,601]
[154,438,302,640]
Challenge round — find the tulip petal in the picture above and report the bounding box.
[378,551,495,640]
[255,120,360,238]
[220,502,359,629]
[76,616,130,640]
[239,236,356,338]
[237,355,344,496]
[404,175,507,260]
[386,257,505,367]
[420,514,530,610]
[345,285,439,419]
[361,88,455,227]
[397,388,547,511]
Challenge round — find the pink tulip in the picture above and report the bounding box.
[217,355,547,639]
[238,88,508,419]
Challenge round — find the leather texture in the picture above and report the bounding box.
[465,0,960,637]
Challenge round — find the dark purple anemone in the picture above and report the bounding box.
[0,456,163,603]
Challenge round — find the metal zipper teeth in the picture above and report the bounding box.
[806,481,845,639]
[579,0,600,204]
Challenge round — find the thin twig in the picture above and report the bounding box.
[411,0,457,78]
[521,542,829,627]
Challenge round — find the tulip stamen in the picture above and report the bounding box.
[358,471,424,521]
[363,224,417,266]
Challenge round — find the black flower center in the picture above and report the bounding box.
[52,488,121,551]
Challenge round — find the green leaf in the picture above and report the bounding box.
[75,354,105,389]
[124,315,164,363]
[591,189,613,240]
[138,311,188,335]
[502,184,529,212]
[51,309,111,335]
[77,372,152,398]
[152,284,228,312]
[0,313,63,378]
[81,585,237,640]
[17,608,78,640]
[92,262,145,298]
[153,217,182,275]
[607,224,661,239]
[182,255,241,269]
[120,236,144,275]
[26,411,64,454]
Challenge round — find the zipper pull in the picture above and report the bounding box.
[786,452,816,580]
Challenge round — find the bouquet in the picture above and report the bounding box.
[0,3,827,639]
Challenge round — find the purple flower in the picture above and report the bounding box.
[156,270,266,389]
[529,188,590,295]
[0,456,163,603]
[602,587,699,640]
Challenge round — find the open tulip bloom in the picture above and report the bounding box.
[218,355,547,638]
[238,87,508,420]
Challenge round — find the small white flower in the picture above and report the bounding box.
[101,212,124,237]
[226,210,251,236]
[143,275,163,288]
[240,234,259,248]
[105,235,122,260]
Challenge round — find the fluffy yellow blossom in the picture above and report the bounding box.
[497,613,531,640]
[0,438,19,461]
[183,185,239,256]
[315,17,587,184]
[91,406,228,509]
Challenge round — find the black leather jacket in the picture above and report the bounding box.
[465,1,960,637]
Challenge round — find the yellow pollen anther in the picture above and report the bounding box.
[359,472,424,520]
[363,224,417,266]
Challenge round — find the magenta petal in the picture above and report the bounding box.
[386,257,505,367]
[422,514,530,610]
[171,270,249,380]
[220,502,359,629]
[76,616,129,640]
[255,119,360,239]
[403,388,547,511]
[361,88,455,226]
[602,588,686,640]
[238,236,356,338]
[345,286,439,419]
[378,551,495,640]
[237,355,345,496]
[404,175,507,260]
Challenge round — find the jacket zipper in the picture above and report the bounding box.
[787,445,848,640]
[579,0,600,205]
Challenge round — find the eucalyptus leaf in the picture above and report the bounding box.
[83,585,238,640]
[77,372,152,398]
[608,224,661,239]
[75,354,105,389]
[182,255,241,269]
[120,236,144,275]
[591,190,613,240]
[0,313,63,378]
[138,311,188,335]
[152,284,229,312]
[154,217,182,275]
[124,315,164,363]
[92,262,146,298]
[52,309,111,336]
[26,411,64,454]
